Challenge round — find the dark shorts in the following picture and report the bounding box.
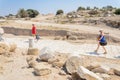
[36,35,40,40]
[100,42,107,46]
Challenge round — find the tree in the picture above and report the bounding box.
[17,8,28,18]
[102,5,113,11]
[26,9,39,18]
[114,8,120,15]
[77,6,85,11]
[8,14,14,16]
[94,6,99,10]
[86,6,91,10]
[56,9,64,15]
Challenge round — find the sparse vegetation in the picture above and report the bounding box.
[26,9,39,18]
[86,6,91,10]
[114,8,120,15]
[56,9,64,15]
[17,8,28,18]
[16,8,39,18]
[102,5,114,11]
[77,6,85,11]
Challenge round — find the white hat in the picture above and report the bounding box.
[99,29,103,32]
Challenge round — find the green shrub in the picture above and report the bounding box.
[77,6,85,11]
[56,9,64,15]
[26,9,39,18]
[114,8,120,15]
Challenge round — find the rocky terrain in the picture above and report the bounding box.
[0,35,120,80]
[0,8,120,80]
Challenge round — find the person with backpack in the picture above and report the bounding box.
[95,29,107,54]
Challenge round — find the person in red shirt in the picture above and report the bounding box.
[32,24,36,37]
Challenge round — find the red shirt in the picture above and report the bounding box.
[32,25,36,34]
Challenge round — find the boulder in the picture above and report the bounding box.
[49,53,68,68]
[87,62,100,71]
[71,72,83,80]
[28,60,37,68]
[28,48,39,55]
[96,73,110,79]
[0,42,10,55]
[65,56,82,74]
[48,58,59,64]
[34,65,51,76]
[77,66,103,80]
[101,63,120,76]
[52,61,65,68]
[39,47,55,62]
[26,56,37,68]
[59,70,66,75]
[92,65,114,75]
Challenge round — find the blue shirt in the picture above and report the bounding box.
[100,35,106,43]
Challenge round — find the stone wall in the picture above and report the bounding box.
[1,27,120,44]
[2,27,67,36]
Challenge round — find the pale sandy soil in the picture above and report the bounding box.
[1,20,120,39]
[0,37,120,80]
[0,19,120,80]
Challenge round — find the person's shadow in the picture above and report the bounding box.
[114,56,120,59]
[86,52,100,56]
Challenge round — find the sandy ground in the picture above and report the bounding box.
[1,20,120,39]
[0,37,120,80]
[3,37,120,59]
[14,20,120,39]
[0,19,120,80]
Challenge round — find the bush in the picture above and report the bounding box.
[26,9,39,18]
[77,6,85,11]
[17,8,28,18]
[56,9,64,15]
[102,5,113,11]
[114,8,120,15]
[17,8,39,18]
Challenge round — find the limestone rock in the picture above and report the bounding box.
[65,56,82,74]
[26,56,37,68]
[34,66,52,76]
[92,65,114,74]
[28,48,39,55]
[77,66,103,80]
[96,73,110,79]
[101,63,120,76]
[48,58,59,64]
[39,47,55,61]
[52,61,65,68]
[28,60,37,68]
[87,63,100,71]
[71,72,83,80]
[59,70,66,75]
